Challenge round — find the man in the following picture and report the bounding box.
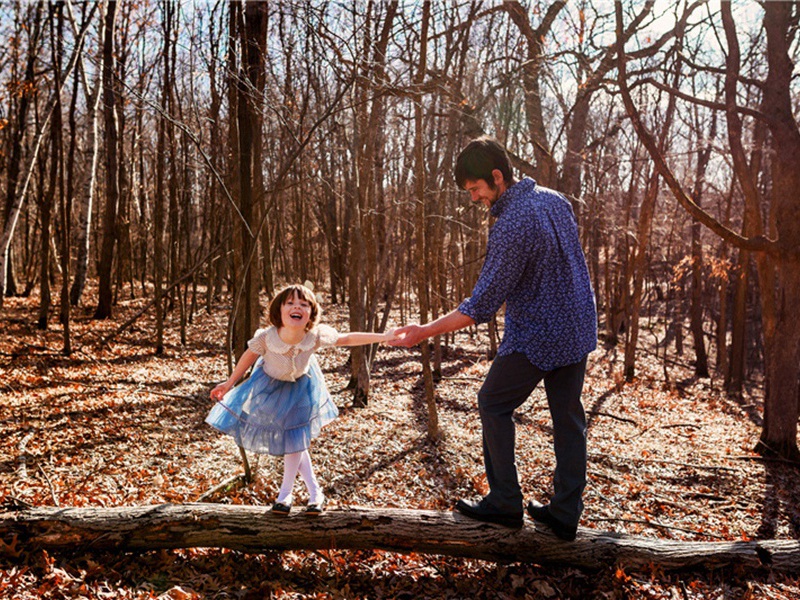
[390,137,596,540]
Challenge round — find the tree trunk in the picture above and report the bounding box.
[347,1,398,408]
[753,2,800,460]
[1,5,41,304]
[93,0,119,319]
[60,34,80,354]
[152,0,174,355]
[413,1,439,441]
[2,503,799,573]
[37,3,65,330]
[223,2,241,371]
[230,0,267,359]
[68,24,102,307]
[727,248,748,394]
[623,168,658,381]
[688,108,715,378]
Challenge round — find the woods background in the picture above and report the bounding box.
[1,1,799,459]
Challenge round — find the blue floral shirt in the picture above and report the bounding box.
[458,178,597,371]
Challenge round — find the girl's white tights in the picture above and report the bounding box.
[276,450,320,504]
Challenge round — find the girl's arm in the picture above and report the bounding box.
[335,329,397,348]
[210,349,259,400]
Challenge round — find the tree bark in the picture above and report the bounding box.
[152,0,174,355]
[413,1,439,441]
[622,167,658,381]
[68,6,102,307]
[93,0,120,319]
[230,0,267,359]
[754,2,800,461]
[688,106,715,378]
[37,2,65,330]
[347,1,398,407]
[2,503,799,573]
[60,31,80,354]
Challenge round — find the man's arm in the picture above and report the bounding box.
[389,309,475,347]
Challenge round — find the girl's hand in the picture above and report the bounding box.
[383,328,401,343]
[210,381,232,401]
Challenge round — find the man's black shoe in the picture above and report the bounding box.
[455,498,524,529]
[526,501,578,541]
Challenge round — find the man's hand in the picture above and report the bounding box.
[387,323,428,347]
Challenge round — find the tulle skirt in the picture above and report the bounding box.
[205,354,338,456]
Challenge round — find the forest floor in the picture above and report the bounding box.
[1,290,799,599]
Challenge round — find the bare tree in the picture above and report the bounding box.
[36,2,65,330]
[67,2,103,307]
[0,3,43,304]
[93,0,120,319]
[616,2,800,459]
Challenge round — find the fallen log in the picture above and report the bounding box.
[2,503,798,573]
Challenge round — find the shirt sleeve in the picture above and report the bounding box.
[458,219,534,324]
[246,328,268,355]
[315,324,340,349]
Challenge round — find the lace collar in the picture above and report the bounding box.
[264,326,317,354]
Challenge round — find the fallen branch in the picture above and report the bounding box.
[1,503,798,573]
[196,474,248,502]
[16,432,34,480]
[591,453,739,472]
[587,410,638,425]
[37,464,59,507]
[587,516,725,539]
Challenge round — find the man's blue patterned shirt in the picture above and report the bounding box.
[458,178,597,371]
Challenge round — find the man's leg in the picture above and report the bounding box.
[477,353,544,513]
[542,357,588,527]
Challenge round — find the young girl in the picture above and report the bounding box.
[207,283,395,516]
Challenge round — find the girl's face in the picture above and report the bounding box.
[280,292,312,331]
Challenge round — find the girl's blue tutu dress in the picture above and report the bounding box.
[206,325,340,456]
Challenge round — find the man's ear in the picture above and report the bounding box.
[491,169,504,187]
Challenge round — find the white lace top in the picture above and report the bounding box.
[247,324,340,382]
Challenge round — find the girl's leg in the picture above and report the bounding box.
[277,451,303,503]
[297,449,322,503]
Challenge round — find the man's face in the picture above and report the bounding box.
[463,178,501,209]
[462,169,506,209]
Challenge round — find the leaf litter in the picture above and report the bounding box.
[1,292,799,598]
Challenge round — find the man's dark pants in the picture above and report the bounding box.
[478,352,588,526]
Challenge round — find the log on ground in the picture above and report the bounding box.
[1,503,798,573]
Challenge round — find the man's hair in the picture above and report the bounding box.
[268,284,320,331]
[454,136,513,189]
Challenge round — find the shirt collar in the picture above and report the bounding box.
[490,177,536,218]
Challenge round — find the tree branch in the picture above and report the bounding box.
[614,3,777,255]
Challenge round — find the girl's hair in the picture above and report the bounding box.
[268,284,320,331]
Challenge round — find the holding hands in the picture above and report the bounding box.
[381,327,402,343]
[387,324,424,347]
